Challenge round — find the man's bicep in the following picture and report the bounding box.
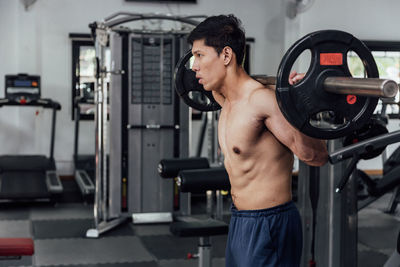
[265,111,328,166]
[265,112,297,150]
[258,89,327,166]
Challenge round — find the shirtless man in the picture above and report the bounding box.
[187,15,328,266]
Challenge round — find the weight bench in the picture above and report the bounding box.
[170,168,230,267]
[158,157,210,215]
[158,157,210,179]
[0,238,34,259]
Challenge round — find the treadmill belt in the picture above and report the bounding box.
[0,171,51,199]
[0,155,54,171]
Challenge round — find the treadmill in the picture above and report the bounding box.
[73,95,95,198]
[0,74,63,201]
[73,81,110,200]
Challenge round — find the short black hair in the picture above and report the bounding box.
[188,14,246,66]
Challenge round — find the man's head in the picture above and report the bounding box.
[188,14,246,91]
[188,14,246,66]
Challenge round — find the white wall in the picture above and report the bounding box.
[5,0,397,174]
[284,0,400,170]
[295,0,400,41]
[0,0,286,174]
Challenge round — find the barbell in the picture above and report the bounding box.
[174,30,399,140]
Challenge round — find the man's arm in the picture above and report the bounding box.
[251,88,328,166]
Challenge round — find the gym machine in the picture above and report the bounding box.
[0,74,63,201]
[87,12,205,237]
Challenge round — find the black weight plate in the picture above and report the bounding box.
[276,30,379,139]
[174,50,221,112]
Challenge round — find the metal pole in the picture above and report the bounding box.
[199,237,212,267]
[196,113,208,157]
[215,190,223,221]
[207,112,215,163]
[94,28,106,229]
[102,49,109,222]
[73,99,80,160]
[49,107,56,160]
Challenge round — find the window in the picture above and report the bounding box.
[347,41,400,118]
[70,34,110,120]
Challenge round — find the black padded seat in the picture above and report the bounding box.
[158,157,210,178]
[170,218,229,237]
[178,168,230,193]
[0,155,55,172]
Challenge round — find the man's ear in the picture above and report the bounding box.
[222,46,233,66]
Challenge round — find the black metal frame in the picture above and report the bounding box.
[364,40,400,51]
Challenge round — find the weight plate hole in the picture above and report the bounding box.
[289,49,312,83]
[310,110,348,129]
[188,91,212,105]
[347,50,367,78]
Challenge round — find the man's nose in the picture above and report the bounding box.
[191,59,199,72]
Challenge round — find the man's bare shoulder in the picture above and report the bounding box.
[248,85,276,113]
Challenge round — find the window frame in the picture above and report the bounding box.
[70,33,95,120]
[363,40,400,119]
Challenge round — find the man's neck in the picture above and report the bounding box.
[219,67,250,102]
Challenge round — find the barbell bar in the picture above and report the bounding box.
[252,75,399,98]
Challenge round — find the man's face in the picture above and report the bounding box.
[191,39,226,91]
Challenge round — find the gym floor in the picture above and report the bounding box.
[0,179,398,267]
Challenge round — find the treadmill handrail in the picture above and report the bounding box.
[0,98,61,110]
[329,130,400,164]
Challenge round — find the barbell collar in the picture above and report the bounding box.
[323,77,399,98]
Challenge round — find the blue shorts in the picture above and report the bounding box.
[225,201,302,267]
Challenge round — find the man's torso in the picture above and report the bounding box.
[218,87,294,210]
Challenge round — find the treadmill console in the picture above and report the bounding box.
[5,73,41,103]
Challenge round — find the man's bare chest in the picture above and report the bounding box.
[218,107,266,156]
